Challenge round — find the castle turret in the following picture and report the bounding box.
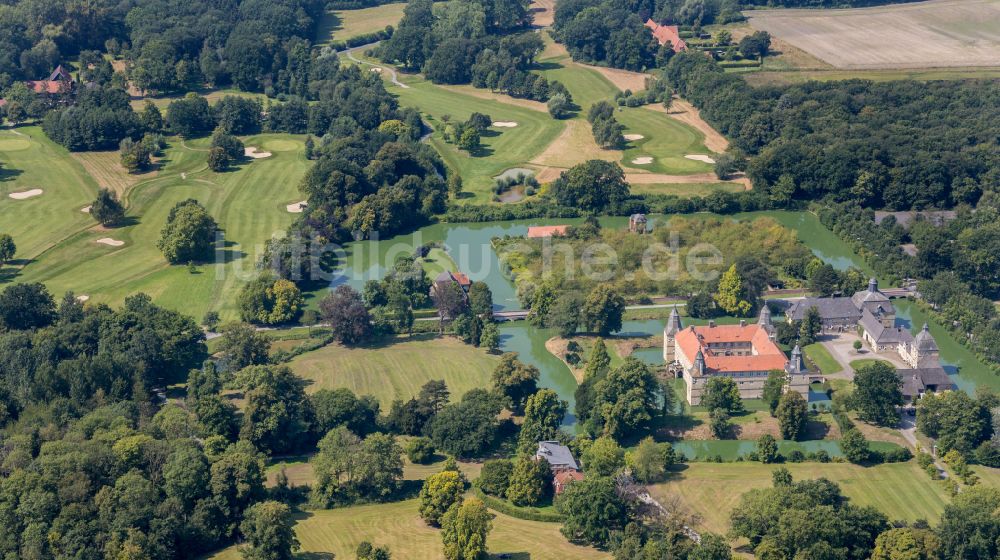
[909,323,940,368]
[785,344,805,374]
[693,349,705,376]
[758,305,774,338]
[663,307,683,363]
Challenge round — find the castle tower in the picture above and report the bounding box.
[785,344,805,375]
[663,307,682,363]
[758,305,774,339]
[910,323,940,368]
[693,349,706,376]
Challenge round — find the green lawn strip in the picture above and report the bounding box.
[17,134,307,321]
[535,53,620,113]
[616,107,715,174]
[849,358,893,371]
[629,182,744,197]
[0,126,100,264]
[419,247,458,278]
[288,334,501,408]
[204,499,610,560]
[803,342,842,375]
[388,79,564,202]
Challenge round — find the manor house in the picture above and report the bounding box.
[663,307,810,405]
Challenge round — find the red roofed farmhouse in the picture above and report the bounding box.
[26,65,74,96]
[663,307,810,404]
[645,19,687,53]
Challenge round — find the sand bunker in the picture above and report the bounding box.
[76,295,90,302]
[370,67,383,74]
[631,157,654,165]
[685,154,716,164]
[96,238,125,247]
[8,189,43,200]
[624,134,644,141]
[81,205,92,213]
[492,121,518,128]
[286,201,307,213]
[244,146,272,159]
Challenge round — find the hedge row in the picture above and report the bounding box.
[330,27,393,52]
[472,488,565,523]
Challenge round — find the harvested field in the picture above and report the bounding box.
[747,0,1000,69]
[530,0,555,27]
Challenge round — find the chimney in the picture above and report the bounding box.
[739,319,746,327]
[708,320,715,328]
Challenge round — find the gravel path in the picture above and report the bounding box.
[344,44,410,89]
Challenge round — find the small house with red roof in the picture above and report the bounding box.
[26,65,74,97]
[663,306,810,404]
[553,470,585,494]
[645,20,687,53]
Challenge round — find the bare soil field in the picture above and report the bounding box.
[747,0,1000,69]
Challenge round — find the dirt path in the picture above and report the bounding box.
[646,99,730,154]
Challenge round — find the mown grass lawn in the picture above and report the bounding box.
[628,182,744,197]
[804,342,843,375]
[616,107,715,175]
[15,134,308,321]
[649,461,954,534]
[288,334,501,408]
[390,78,564,202]
[0,126,99,268]
[315,3,406,45]
[205,499,609,560]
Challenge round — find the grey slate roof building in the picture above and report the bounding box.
[896,367,954,401]
[860,309,914,348]
[535,441,579,471]
[785,297,862,327]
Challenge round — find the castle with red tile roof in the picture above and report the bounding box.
[645,19,687,53]
[663,306,810,404]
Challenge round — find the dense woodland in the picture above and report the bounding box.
[378,0,564,101]
[0,0,326,95]
[664,52,1000,211]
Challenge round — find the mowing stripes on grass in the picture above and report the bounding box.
[16,134,307,321]
[389,79,564,201]
[0,127,99,264]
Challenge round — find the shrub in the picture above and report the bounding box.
[406,437,436,464]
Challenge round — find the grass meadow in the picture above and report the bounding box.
[649,461,962,534]
[205,498,610,560]
[9,133,308,321]
[288,334,501,407]
[315,3,406,45]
